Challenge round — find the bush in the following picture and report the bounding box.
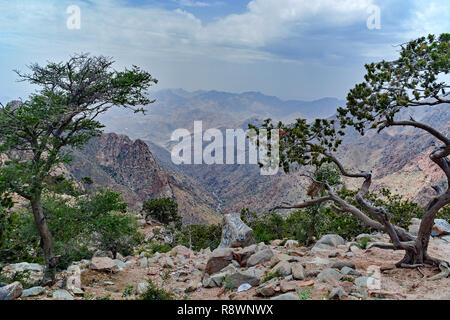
[140,279,173,300]
[176,224,222,251]
[142,198,181,226]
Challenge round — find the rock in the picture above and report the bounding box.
[205,248,234,275]
[256,284,276,297]
[72,287,84,296]
[271,293,300,300]
[356,234,372,241]
[136,282,149,295]
[329,286,346,300]
[355,277,369,288]
[218,212,255,248]
[432,219,450,236]
[284,240,299,249]
[440,235,450,243]
[139,257,148,268]
[93,250,113,258]
[408,224,420,236]
[0,282,23,300]
[66,274,81,292]
[291,263,305,280]
[21,286,45,298]
[349,245,364,254]
[171,245,194,258]
[185,280,199,293]
[1,263,44,286]
[312,234,345,252]
[270,240,284,246]
[229,268,264,288]
[247,249,274,267]
[317,268,343,284]
[331,261,356,270]
[52,289,74,300]
[280,281,297,293]
[328,250,340,258]
[116,253,125,261]
[90,257,118,272]
[194,262,206,271]
[341,266,361,276]
[162,257,175,269]
[310,257,331,266]
[237,244,257,266]
[345,252,354,258]
[271,261,291,277]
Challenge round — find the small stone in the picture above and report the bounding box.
[329,286,346,300]
[247,249,274,267]
[256,284,276,297]
[331,261,356,270]
[185,280,199,293]
[284,240,299,249]
[136,282,149,295]
[280,281,297,293]
[355,277,369,288]
[21,286,45,298]
[271,293,300,300]
[52,289,74,300]
[317,268,343,284]
[341,266,361,276]
[310,257,331,266]
[271,261,291,277]
[328,250,340,258]
[291,263,305,280]
[139,258,148,268]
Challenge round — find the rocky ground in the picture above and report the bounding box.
[1,215,450,301]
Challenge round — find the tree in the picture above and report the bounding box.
[142,197,181,226]
[255,34,449,274]
[0,54,157,283]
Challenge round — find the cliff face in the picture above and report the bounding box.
[67,133,222,225]
[68,133,172,210]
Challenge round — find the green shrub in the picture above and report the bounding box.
[142,198,181,226]
[262,269,282,283]
[176,224,222,251]
[140,280,173,300]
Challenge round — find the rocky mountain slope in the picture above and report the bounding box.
[67,133,222,225]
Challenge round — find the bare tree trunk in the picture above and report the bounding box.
[31,196,56,285]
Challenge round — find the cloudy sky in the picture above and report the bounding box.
[0,0,449,102]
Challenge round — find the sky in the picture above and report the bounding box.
[0,0,449,102]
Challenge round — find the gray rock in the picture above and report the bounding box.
[341,266,361,276]
[271,261,291,277]
[52,289,74,300]
[205,248,234,275]
[247,249,274,267]
[310,257,331,266]
[312,234,346,252]
[218,212,255,248]
[256,284,276,297]
[271,293,300,300]
[441,235,450,243]
[329,286,346,300]
[355,276,369,287]
[229,268,264,288]
[136,282,149,295]
[317,268,343,283]
[139,258,148,268]
[0,282,23,300]
[90,257,119,272]
[432,219,450,236]
[331,261,356,270]
[291,263,305,280]
[1,263,44,286]
[356,234,372,241]
[284,240,299,249]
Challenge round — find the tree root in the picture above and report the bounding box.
[428,262,450,281]
[398,263,424,269]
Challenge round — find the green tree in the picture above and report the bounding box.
[254,34,449,270]
[142,197,181,226]
[0,54,157,283]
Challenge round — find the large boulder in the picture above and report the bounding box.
[247,249,274,267]
[0,263,44,286]
[312,234,346,252]
[90,257,119,272]
[218,212,255,248]
[432,219,450,237]
[204,248,234,275]
[0,282,23,300]
[229,268,264,288]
